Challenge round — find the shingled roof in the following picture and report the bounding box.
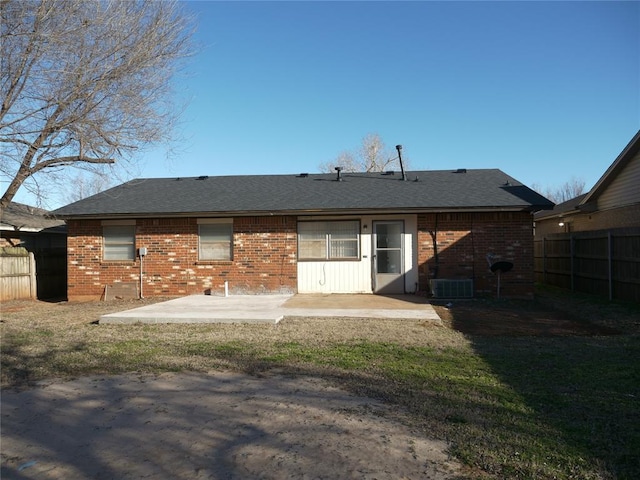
[1,202,66,232]
[53,169,554,218]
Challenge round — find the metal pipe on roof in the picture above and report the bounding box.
[396,145,407,181]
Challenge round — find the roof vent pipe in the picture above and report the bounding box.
[335,166,343,181]
[396,145,407,181]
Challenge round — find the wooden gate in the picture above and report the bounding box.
[0,247,36,301]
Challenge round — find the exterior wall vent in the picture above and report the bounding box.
[430,279,473,298]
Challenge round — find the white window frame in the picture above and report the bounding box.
[298,220,360,261]
[102,220,136,261]
[198,218,233,261]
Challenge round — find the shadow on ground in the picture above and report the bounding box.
[1,372,462,480]
[435,295,640,479]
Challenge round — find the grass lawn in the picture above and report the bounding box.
[1,287,638,479]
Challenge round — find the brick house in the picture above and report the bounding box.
[53,169,553,301]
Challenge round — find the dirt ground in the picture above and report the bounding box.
[1,371,463,480]
[0,296,467,480]
[2,292,635,479]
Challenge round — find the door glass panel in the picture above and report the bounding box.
[373,220,404,293]
[377,250,401,274]
[376,223,402,248]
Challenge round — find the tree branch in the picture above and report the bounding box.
[34,155,116,172]
[0,0,194,207]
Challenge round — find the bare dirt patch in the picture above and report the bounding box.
[1,297,468,479]
[1,371,463,480]
[2,290,637,479]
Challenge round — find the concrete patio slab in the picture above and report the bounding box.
[99,294,441,324]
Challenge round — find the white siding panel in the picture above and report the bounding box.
[297,260,371,293]
[296,214,418,294]
[297,218,371,293]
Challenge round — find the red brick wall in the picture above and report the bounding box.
[418,212,535,298]
[67,212,535,300]
[67,216,297,300]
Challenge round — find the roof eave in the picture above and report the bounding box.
[55,205,545,221]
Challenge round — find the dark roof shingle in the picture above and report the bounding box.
[1,202,66,231]
[53,169,554,218]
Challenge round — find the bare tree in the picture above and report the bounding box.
[0,0,194,209]
[319,133,406,173]
[63,171,113,204]
[532,176,587,204]
[557,176,587,203]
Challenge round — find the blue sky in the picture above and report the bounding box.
[15,0,640,208]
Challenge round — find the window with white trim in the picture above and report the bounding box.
[198,220,233,260]
[103,225,136,261]
[298,220,360,260]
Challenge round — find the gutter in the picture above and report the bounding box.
[55,205,548,221]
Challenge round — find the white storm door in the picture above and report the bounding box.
[372,220,404,294]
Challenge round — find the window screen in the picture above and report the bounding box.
[298,220,359,260]
[199,223,233,260]
[103,225,135,261]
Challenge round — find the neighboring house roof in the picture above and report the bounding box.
[53,169,554,219]
[0,202,66,233]
[535,129,640,221]
[534,194,586,221]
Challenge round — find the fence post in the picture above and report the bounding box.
[608,230,613,301]
[543,237,547,283]
[29,252,37,299]
[570,234,575,292]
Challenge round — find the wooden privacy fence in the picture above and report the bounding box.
[534,227,640,303]
[0,247,37,301]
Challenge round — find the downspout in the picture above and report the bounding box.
[138,247,147,299]
[429,213,439,280]
[139,254,144,299]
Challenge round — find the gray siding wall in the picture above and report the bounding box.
[597,151,640,211]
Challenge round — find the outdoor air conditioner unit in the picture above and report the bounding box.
[430,279,473,299]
